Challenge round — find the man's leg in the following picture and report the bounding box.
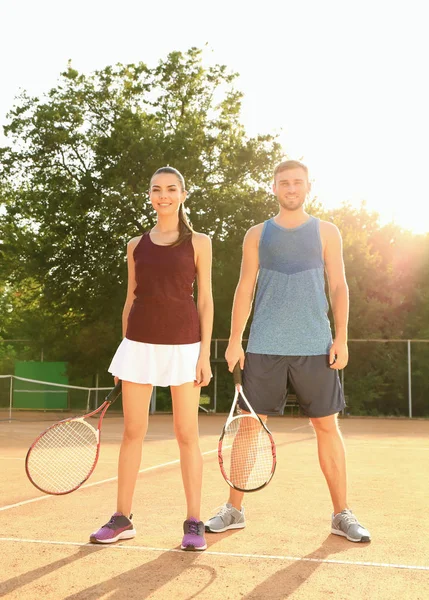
[228,488,245,510]
[288,357,349,513]
[311,413,371,542]
[310,413,347,514]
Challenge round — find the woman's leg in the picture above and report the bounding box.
[171,382,202,520]
[117,380,153,516]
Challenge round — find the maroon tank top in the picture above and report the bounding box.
[126,233,201,345]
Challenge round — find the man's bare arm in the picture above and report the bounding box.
[226,224,262,371]
[322,222,349,369]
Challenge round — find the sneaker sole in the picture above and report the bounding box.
[181,543,207,551]
[89,528,137,544]
[205,522,246,533]
[331,528,371,543]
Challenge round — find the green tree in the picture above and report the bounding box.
[2,49,428,415]
[0,48,281,381]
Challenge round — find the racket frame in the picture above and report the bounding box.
[218,365,276,492]
[25,381,122,495]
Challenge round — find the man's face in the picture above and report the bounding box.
[273,167,310,211]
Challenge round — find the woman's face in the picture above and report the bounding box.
[149,173,186,216]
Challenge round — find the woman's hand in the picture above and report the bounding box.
[195,355,212,387]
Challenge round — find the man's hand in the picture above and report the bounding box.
[225,340,245,372]
[329,339,349,370]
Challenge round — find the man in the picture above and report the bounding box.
[205,160,370,543]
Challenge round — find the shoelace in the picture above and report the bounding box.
[187,521,199,536]
[103,512,132,529]
[212,504,237,525]
[104,515,119,529]
[339,510,358,527]
[217,505,232,518]
[104,513,130,529]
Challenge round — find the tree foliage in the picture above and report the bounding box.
[1,48,428,415]
[1,48,281,379]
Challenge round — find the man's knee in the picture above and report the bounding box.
[310,414,339,434]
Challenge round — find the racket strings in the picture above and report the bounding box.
[27,420,98,494]
[221,416,274,490]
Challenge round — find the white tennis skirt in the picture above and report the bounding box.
[108,338,201,387]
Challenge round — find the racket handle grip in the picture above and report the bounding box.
[106,380,122,403]
[233,362,242,386]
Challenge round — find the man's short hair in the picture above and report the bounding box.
[274,160,309,180]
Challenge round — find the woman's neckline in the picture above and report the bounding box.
[147,231,179,247]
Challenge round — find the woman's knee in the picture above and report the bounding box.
[123,421,147,442]
[174,425,199,447]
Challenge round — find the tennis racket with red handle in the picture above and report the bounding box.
[25,381,122,495]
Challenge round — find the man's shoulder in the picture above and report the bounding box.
[318,219,341,238]
[245,222,265,241]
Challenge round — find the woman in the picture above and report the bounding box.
[90,167,213,551]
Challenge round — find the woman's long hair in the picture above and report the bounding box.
[150,166,193,247]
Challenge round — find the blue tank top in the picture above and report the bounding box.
[247,216,332,356]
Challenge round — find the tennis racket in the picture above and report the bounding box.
[25,381,122,495]
[218,363,276,492]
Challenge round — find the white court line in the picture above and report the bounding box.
[291,424,312,431]
[1,537,428,572]
[0,447,220,513]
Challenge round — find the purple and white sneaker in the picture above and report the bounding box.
[181,517,207,551]
[90,512,136,544]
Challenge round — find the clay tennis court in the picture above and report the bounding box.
[1,413,428,599]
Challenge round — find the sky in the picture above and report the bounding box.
[1,0,428,233]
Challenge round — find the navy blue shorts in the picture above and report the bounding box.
[240,353,345,418]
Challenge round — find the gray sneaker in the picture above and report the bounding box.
[205,503,246,533]
[331,509,371,542]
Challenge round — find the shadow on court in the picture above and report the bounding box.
[60,531,243,599]
[1,534,247,599]
[63,549,216,600]
[0,544,106,596]
[242,535,368,599]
